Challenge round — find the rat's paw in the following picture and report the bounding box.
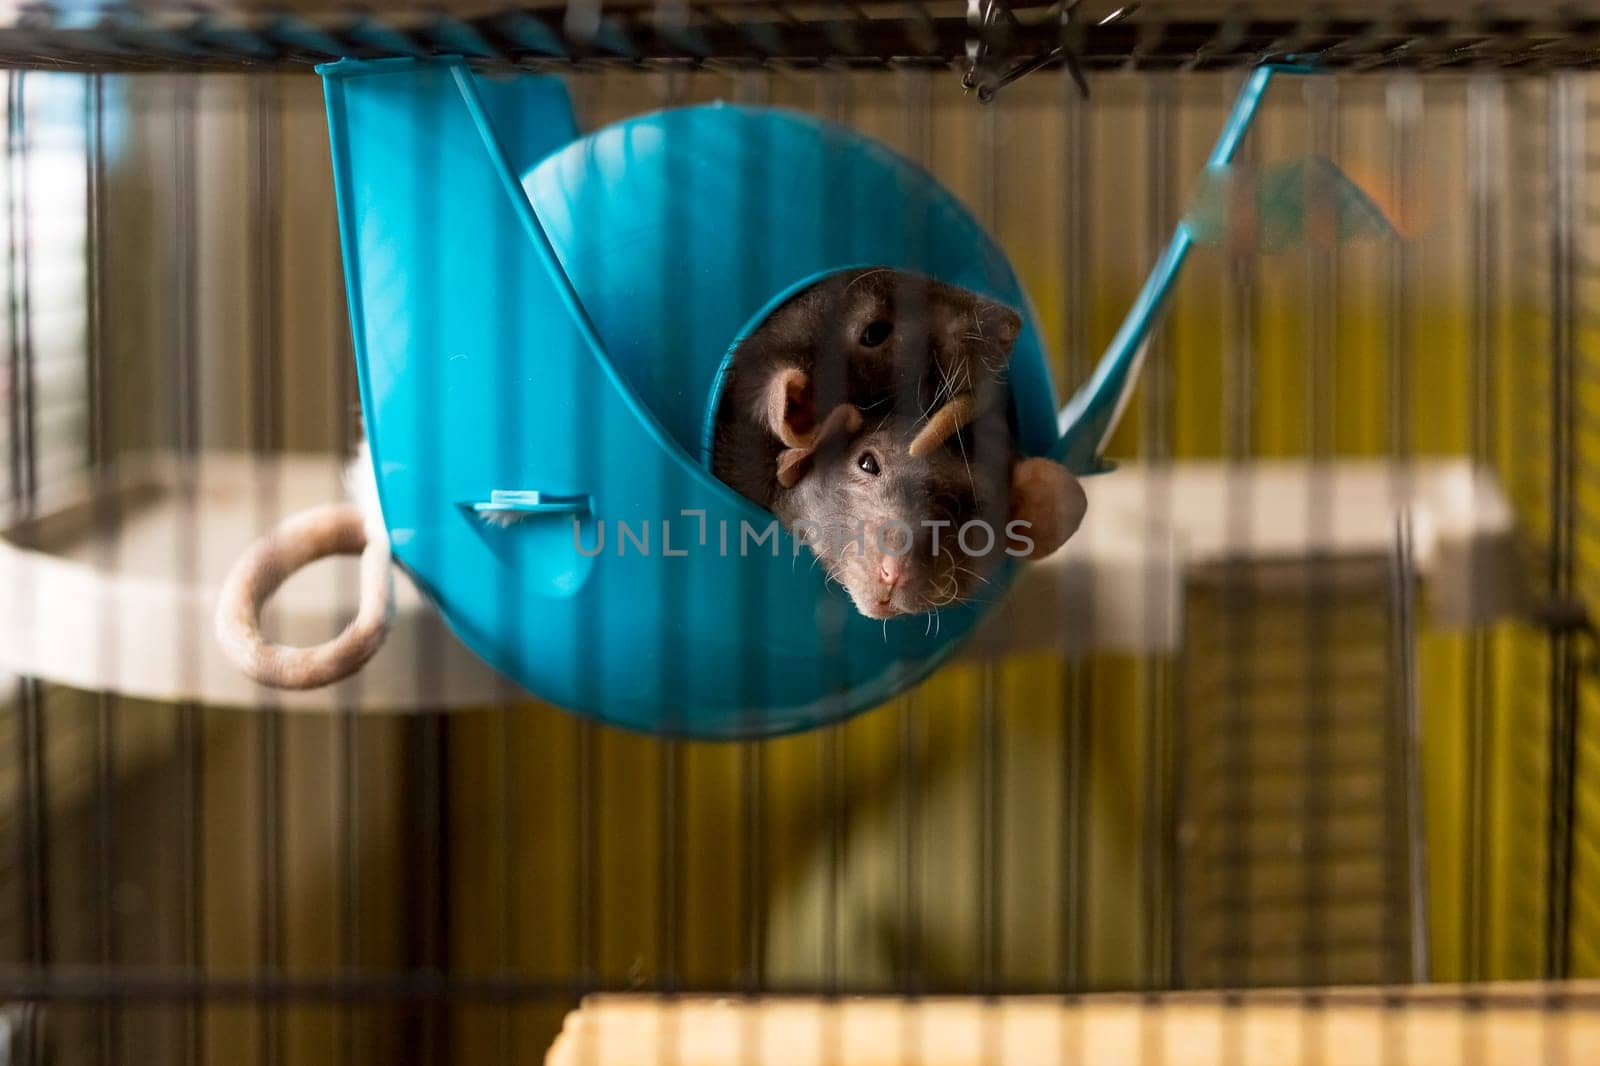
[1008,457,1087,560]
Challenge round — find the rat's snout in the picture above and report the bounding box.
[876,555,906,603]
[859,557,911,619]
[842,522,949,620]
[872,521,917,593]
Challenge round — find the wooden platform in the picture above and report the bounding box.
[547,984,1600,1066]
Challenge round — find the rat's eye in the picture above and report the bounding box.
[857,451,881,476]
[858,320,893,348]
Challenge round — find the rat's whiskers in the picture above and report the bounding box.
[951,563,990,587]
[845,267,890,295]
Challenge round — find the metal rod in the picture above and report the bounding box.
[1056,56,1090,995]
[1381,68,1425,986]
[1301,70,1337,993]
[1218,64,1260,1012]
[170,70,205,1066]
[815,65,852,1001]
[4,72,50,1011]
[896,64,933,997]
[331,162,363,1066]
[1463,68,1504,987]
[731,63,768,997]
[5,68,33,517]
[84,69,121,1061]
[975,88,1002,998]
[1544,71,1581,984]
[0,14,1588,74]
[250,73,285,1066]
[1139,69,1176,991]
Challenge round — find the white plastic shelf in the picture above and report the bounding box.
[0,451,1521,710]
[0,452,508,711]
[970,457,1522,656]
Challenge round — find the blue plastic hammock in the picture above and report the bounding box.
[319,61,1320,738]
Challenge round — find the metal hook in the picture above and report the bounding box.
[964,0,1131,104]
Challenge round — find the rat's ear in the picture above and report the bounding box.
[973,296,1023,360]
[776,403,863,488]
[1008,457,1087,560]
[763,364,865,490]
[931,288,1023,388]
[763,366,814,449]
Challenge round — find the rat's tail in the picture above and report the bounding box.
[214,500,395,690]
[344,437,393,545]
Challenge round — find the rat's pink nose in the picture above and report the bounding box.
[878,556,904,590]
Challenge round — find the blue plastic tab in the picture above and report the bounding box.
[469,490,592,519]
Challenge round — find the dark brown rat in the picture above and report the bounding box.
[713,268,1017,509]
[712,267,1086,619]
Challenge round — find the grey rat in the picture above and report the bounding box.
[712,268,1086,620]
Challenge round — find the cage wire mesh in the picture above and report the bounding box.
[0,2,1597,1064]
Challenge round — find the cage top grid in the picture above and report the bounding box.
[2,2,1600,74]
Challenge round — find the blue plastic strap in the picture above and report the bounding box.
[1053,63,1317,473]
